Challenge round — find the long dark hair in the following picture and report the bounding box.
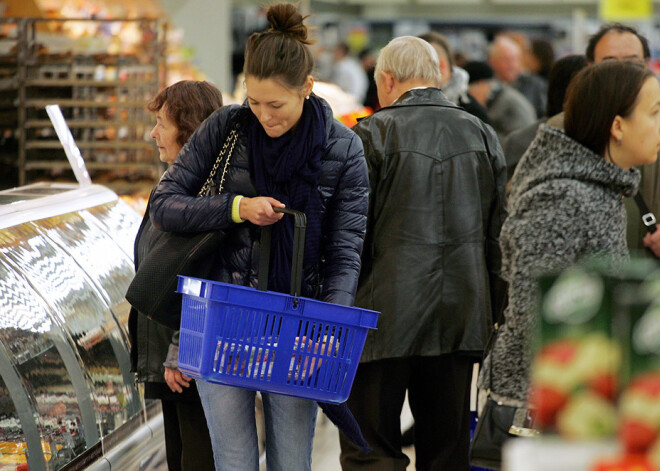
[243,3,315,90]
[546,54,587,117]
[564,61,653,157]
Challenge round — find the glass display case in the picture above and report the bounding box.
[0,182,162,470]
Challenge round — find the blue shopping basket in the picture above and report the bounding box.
[177,208,379,403]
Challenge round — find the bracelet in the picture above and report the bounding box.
[232,195,245,223]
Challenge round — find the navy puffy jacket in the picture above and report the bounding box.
[150,99,368,306]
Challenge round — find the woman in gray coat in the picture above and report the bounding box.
[481,61,660,409]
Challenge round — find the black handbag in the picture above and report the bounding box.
[469,327,538,470]
[125,128,238,330]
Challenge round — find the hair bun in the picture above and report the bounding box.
[266,3,312,45]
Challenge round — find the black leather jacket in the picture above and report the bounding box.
[353,88,508,361]
[150,98,369,307]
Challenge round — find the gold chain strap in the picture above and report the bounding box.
[197,129,238,197]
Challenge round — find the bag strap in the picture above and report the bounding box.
[634,191,657,234]
[198,128,238,197]
[257,208,307,298]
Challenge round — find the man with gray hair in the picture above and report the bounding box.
[338,36,508,471]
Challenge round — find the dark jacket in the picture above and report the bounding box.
[501,118,545,181]
[481,125,640,405]
[487,81,537,142]
[150,98,368,307]
[458,92,492,127]
[513,73,548,119]
[352,87,508,362]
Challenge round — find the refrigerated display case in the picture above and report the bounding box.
[0,182,164,470]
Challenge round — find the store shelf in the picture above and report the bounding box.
[26,79,158,87]
[25,140,153,150]
[0,77,17,89]
[25,119,153,128]
[24,161,157,170]
[0,17,166,191]
[25,99,150,108]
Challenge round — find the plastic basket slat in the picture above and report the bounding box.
[177,275,379,403]
[318,326,336,389]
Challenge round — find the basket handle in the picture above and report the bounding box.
[257,207,307,297]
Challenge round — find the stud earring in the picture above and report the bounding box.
[305,95,310,100]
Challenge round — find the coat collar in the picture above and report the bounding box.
[510,124,640,201]
[381,87,459,111]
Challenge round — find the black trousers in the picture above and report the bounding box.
[161,398,215,471]
[339,354,474,471]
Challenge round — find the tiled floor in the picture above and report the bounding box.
[148,364,478,470]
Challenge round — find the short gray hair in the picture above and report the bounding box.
[375,36,442,86]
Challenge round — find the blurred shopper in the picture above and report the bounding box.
[502,54,588,180]
[529,38,555,80]
[490,34,547,118]
[339,36,507,471]
[331,42,369,103]
[479,61,660,424]
[130,80,222,471]
[149,4,368,471]
[465,60,536,141]
[586,22,649,64]
[584,23,660,257]
[419,31,491,125]
[359,48,380,110]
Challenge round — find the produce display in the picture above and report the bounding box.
[531,266,620,438]
[528,259,660,470]
[614,266,660,467]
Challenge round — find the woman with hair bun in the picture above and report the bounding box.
[149,3,369,470]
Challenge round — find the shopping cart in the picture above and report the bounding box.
[177,208,379,403]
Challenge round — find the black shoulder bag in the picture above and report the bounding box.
[469,326,538,470]
[125,128,238,330]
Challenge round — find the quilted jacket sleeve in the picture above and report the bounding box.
[150,106,238,233]
[320,129,369,306]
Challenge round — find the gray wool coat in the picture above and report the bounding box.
[480,124,640,405]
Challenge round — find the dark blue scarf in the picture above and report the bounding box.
[248,94,326,295]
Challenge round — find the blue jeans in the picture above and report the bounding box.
[196,381,318,471]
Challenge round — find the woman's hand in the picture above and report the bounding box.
[239,197,285,226]
[643,226,660,257]
[164,367,191,393]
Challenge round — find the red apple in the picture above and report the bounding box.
[629,373,660,397]
[620,419,659,454]
[538,339,579,365]
[528,385,568,429]
[589,372,618,401]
